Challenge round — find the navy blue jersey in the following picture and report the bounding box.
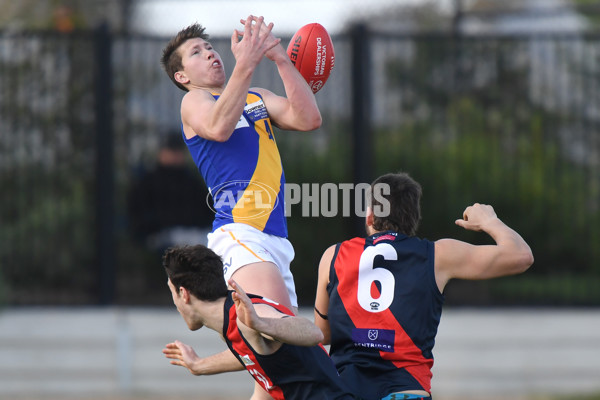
[222,292,355,400]
[327,231,444,398]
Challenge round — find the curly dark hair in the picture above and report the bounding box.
[161,23,210,92]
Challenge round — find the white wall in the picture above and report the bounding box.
[0,307,599,399]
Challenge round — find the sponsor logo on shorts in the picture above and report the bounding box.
[223,257,233,275]
[256,249,272,257]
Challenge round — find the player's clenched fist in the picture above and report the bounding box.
[455,203,498,231]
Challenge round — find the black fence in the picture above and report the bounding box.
[1,25,599,307]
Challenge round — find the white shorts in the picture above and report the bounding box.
[207,223,297,307]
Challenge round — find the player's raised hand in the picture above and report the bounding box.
[229,278,262,330]
[231,15,280,70]
[240,15,284,61]
[455,203,498,232]
[162,340,202,375]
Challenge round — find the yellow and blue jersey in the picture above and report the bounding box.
[184,91,287,237]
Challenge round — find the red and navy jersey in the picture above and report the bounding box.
[222,292,355,400]
[327,231,444,398]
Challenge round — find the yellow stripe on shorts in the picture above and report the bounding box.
[222,228,267,262]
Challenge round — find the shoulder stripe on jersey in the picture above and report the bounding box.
[249,295,294,316]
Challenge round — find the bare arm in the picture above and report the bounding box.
[314,244,336,345]
[162,341,244,375]
[182,16,280,142]
[435,203,534,292]
[244,17,321,132]
[229,279,324,346]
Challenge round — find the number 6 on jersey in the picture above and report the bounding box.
[357,243,396,312]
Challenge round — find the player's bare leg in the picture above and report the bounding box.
[230,261,296,314]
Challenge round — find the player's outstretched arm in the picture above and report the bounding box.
[229,279,324,346]
[243,16,321,132]
[163,341,243,375]
[435,203,534,292]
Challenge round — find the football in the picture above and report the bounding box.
[286,23,335,93]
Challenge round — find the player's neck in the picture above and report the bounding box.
[204,86,223,95]
[195,298,225,332]
[187,84,224,95]
[366,225,377,237]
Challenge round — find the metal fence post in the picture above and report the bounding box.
[94,23,116,305]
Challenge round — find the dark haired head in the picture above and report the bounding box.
[163,245,227,301]
[370,172,422,236]
[161,23,210,92]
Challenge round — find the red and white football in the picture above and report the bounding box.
[287,23,335,94]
